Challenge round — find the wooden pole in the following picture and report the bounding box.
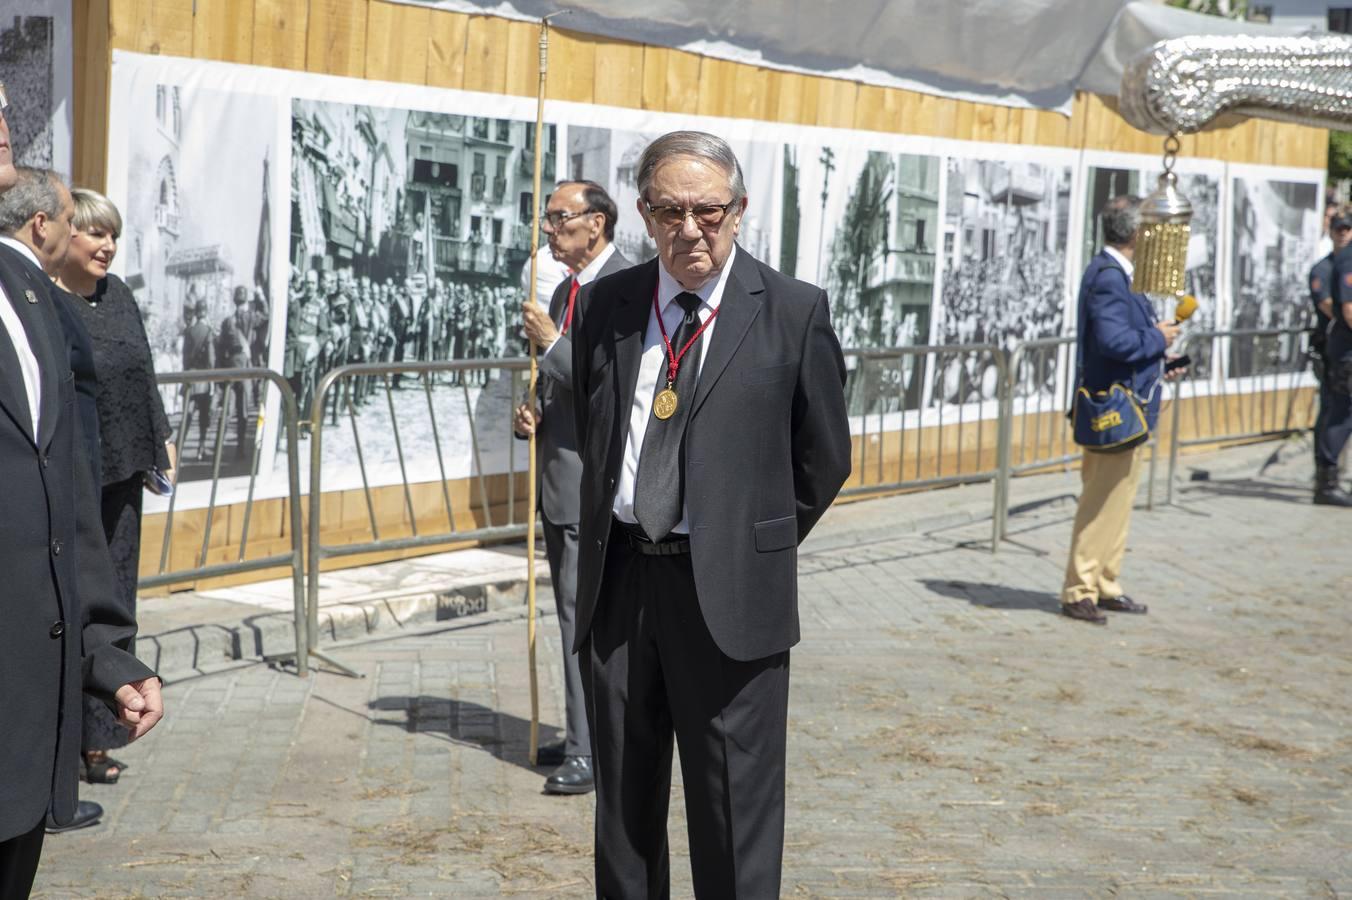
[525,13,555,768]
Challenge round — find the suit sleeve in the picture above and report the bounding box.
[792,291,851,543]
[1087,271,1166,365]
[72,397,156,705]
[538,334,572,388]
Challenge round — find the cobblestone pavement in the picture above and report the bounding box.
[34,444,1352,898]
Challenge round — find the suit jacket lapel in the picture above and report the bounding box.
[0,246,57,448]
[612,260,658,430]
[691,249,763,419]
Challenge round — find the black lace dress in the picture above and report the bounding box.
[65,274,171,753]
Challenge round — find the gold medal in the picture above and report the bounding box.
[653,387,679,420]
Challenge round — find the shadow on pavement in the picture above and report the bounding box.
[368,695,562,774]
[1178,477,1312,506]
[921,579,1061,615]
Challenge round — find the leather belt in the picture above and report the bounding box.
[612,518,691,556]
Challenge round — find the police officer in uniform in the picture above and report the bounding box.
[1309,210,1352,503]
[1320,219,1352,506]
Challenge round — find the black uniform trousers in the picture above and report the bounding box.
[582,521,790,900]
[1318,352,1352,468]
[0,818,44,900]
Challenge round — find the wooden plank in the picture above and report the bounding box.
[463,15,509,94]
[697,57,738,119]
[252,0,308,70]
[426,7,468,90]
[814,77,856,130]
[548,28,597,104]
[192,0,254,62]
[501,19,535,99]
[366,0,429,84]
[109,0,185,54]
[662,48,703,115]
[731,65,769,123]
[591,37,644,109]
[307,0,367,78]
[641,45,667,110]
[72,0,112,191]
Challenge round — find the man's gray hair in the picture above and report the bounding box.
[636,131,746,203]
[1100,194,1141,248]
[0,167,65,236]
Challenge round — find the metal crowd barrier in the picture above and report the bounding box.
[1164,327,1316,505]
[304,358,535,675]
[841,343,1008,551]
[148,368,307,675]
[140,328,1321,678]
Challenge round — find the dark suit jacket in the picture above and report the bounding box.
[0,243,154,841]
[532,248,631,525]
[1077,250,1167,430]
[571,248,851,662]
[53,286,103,488]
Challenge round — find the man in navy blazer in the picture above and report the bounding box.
[0,88,163,897]
[1062,194,1180,624]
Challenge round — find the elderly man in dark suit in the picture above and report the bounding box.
[0,85,164,898]
[1061,194,1180,624]
[517,180,630,796]
[570,131,851,898]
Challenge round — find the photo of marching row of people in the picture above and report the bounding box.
[286,98,555,481]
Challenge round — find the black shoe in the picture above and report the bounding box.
[1314,465,1352,506]
[534,740,566,767]
[1097,595,1148,614]
[544,756,594,795]
[45,800,103,834]
[1061,598,1108,625]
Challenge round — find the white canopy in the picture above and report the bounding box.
[394,0,1310,112]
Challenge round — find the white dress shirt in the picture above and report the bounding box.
[1104,245,1134,280]
[0,237,45,438]
[543,242,616,358]
[612,245,738,533]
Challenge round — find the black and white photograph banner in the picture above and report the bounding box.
[103,51,1326,509]
[1229,167,1324,381]
[0,0,73,175]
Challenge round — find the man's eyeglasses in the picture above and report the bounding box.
[645,200,739,229]
[0,82,8,114]
[539,209,593,231]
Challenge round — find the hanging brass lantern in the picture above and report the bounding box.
[1132,135,1193,299]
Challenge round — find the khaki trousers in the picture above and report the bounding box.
[1062,445,1144,605]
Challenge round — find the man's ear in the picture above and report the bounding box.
[30,212,49,244]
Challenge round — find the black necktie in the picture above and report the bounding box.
[634,291,704,542]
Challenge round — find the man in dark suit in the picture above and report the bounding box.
[1062,194,1180,624]
[0,90,164,898]
[516,181,629,795]
[570,132,851,897]
[1309,208,1352,506]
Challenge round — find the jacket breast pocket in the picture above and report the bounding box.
[741,362,796,386]
[753,515,798,552]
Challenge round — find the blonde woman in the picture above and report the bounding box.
[55,188,175,785]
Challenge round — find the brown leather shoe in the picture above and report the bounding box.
[1097,595,1148,614]
[1061,598,1108,624]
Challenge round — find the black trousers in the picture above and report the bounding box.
[0,818,44,900]
[582,523,790,899]
[1317,355,1352,468]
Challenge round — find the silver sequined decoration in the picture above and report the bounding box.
[1120,34,1352,135]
